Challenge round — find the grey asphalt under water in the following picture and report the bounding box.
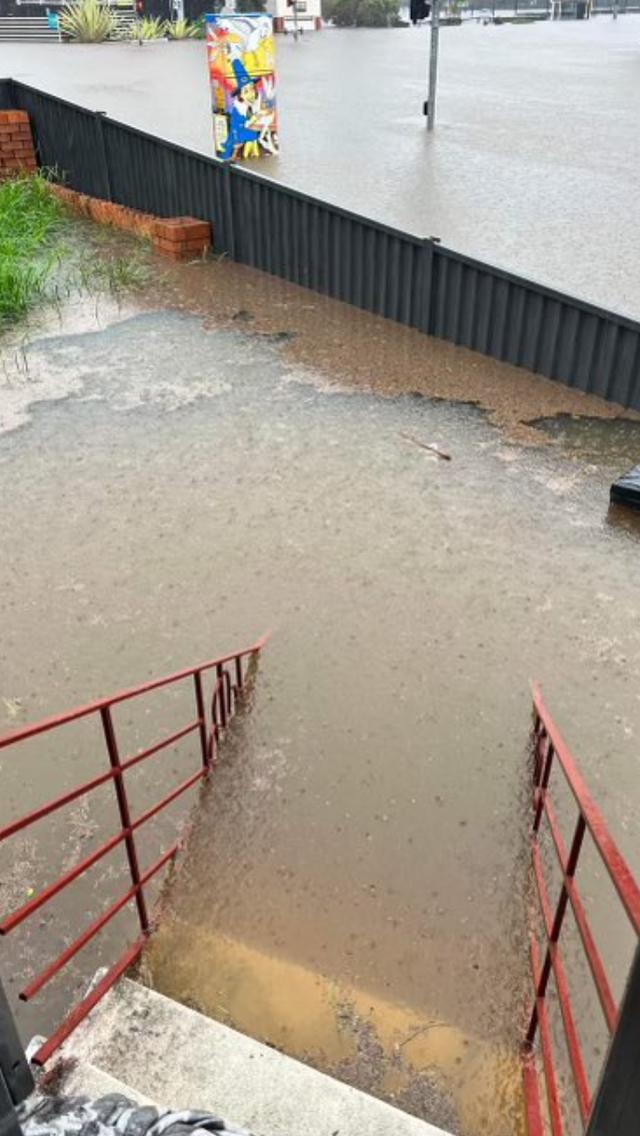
[1,16,639,315]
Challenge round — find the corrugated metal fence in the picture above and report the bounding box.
[2,76,640,411]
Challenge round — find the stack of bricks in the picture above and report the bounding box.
[0,110,37,178]
[49,185,211,262]
[152,218,211,262]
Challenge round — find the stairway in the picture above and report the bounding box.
[59,977,454,1136]
[0,17,60,42]
[0,9,136,41]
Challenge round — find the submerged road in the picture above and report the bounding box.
[1,16,639,316]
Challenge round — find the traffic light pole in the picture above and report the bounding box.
[426,0,440,132]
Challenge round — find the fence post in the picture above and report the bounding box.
[100,705,150,934]
[94,111,112,201]
[420,238,436,335]
[0,976,33,1136]
[223,164,237,260]
[586,942,640,1136]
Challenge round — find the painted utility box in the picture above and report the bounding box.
[206,14,278,162]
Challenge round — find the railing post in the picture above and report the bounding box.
[193,670,209,770]
[216,664,228,729]
[0,976,33,1136]
[100,705,150,934]
[586,942,640,1136]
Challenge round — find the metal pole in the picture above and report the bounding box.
[586,943,640,1136]
[193,670,209,770]
[100,705,150,935]
[426,0,440,132]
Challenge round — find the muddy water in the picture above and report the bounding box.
[0,246,640,1133]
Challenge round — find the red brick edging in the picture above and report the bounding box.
[50,184,212,261]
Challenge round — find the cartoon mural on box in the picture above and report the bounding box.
[206,14,278,162]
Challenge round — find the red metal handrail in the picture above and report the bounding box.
[0,632,269,1066]
[522,684,640,1135]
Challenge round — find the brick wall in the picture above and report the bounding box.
[0,111,37,179]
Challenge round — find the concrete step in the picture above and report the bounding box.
[62,1059,154,1106]
[62,977,453,1136]
[0,18,58,40]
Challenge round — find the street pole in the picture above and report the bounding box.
[426,0,440,132]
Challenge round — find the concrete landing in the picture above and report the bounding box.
[62,978,453,1136]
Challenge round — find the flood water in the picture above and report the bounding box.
[1,244,640,1134]
[2,17,640,315]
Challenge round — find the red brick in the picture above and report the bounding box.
[154,235,183,252]
[0,111,29,124]
[184,222,210,241]
[154,245,184,261]
[182,239,209,255]
[154,218,189,240]
[154,217,210,242]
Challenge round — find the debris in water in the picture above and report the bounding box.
[399,432,452,461]
[2,697,22,718]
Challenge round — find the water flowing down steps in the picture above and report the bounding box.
[60,978,453,1136]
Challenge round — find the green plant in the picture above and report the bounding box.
[235,0,267,11]
[331,0,398,22]
[331,0,358,22]
[78,253,150,293]
[0,174,65,321]
[59,0,116,42]
[355,0,398,23]
[166,17,198,38]
[129,15,166,39]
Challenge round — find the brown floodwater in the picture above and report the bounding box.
[1,234,639,1135]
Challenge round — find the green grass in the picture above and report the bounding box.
[76,252,151,294]
[0,173,152,326]
[0,174,64,320]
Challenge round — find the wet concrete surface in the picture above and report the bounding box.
[2,17,640,316]
[1,233,640,1131]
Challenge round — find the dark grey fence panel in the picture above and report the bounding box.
[431,245,640,408]
[0,79,13,109]
[12,84,107,198]
[3,77,640,412]
[101,119,231,249]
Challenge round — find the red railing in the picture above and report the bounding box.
[522,685,640,1136]
[0,632,269,1066]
